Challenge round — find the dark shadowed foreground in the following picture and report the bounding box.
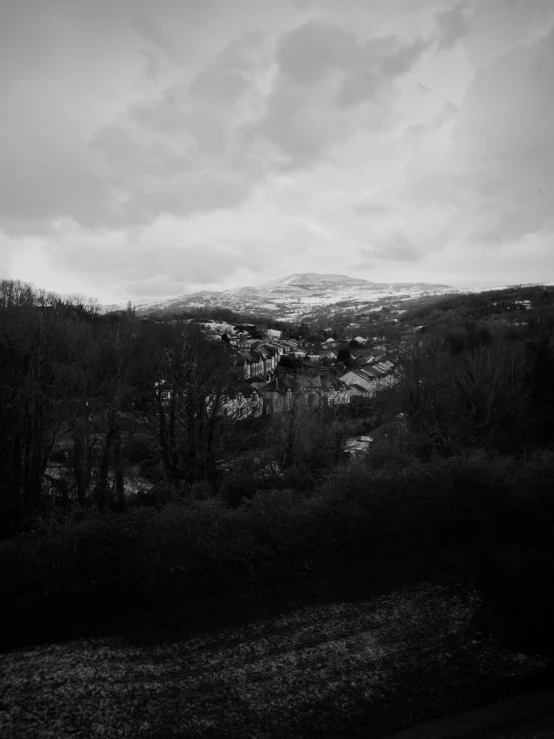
[0,580,549,739]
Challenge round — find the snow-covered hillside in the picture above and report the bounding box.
[107,273,461,320]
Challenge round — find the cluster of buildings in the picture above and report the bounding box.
[218,373,352,420]
[338,362,400,399]
[229,336,298,381]
[217,331,401,421]
[153,319,403,422]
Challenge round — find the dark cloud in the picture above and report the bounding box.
[189,69,251,105]
[251,21,429,167]
[90,114,250,228]
[0,128,115,235]
[276,19,357,85]
[2,27,270,235]
[433,3,473,52]
[381,37,430,76]
[91,125,195,179]
[88,31,270,224]
[188,31,263,104]
[3,0,554,298]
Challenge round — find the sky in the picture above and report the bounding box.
[1,0,553,304]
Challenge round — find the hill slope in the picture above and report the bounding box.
[111,273,459,320]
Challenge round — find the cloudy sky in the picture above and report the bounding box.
[1,0,553,303]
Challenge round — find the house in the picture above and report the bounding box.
[319,376,351,405]
[219,385,263,420]
[273,340,298,353]
[232,353,260,380]
[232,345,279,380]
[267,328,282,340]
[287,376,314,407]
[240,351,264,379]
[321,350,337,361]
[339,368,379,395]
[343,436,374,457]
[257,344,279,375]
[260,377,294,413]
[368,359,395,374]
[156,379,263,421]
[237,337,257,351]
[515,300,532,310]
[363,361,400,387]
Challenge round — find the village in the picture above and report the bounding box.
[193,317,403,421]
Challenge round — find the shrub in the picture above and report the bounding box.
[3,446,554,645]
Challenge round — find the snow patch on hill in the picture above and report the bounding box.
[105,273,462,318]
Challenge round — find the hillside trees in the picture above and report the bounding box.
[0,281,250,533]
[268,388,349,477]
[524,336,554,446]
[91,324,138,510]
[399,336,535,453]
[133,322,242,491]
[0,281,101,532]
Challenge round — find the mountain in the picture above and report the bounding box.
[107,273,460,320]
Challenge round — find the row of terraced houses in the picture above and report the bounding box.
[153,321,402,421]
[218,332,401,420]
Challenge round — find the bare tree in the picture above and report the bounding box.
[134,321,242,492]
[91,325,137,510]
[398,339,529,452]
[0,281,101,530]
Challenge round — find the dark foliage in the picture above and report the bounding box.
[1,279,554,667]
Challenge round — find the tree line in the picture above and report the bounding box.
[0,280,248,537]
[2,277,553,537]
[398,318,554,455]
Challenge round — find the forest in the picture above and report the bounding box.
[1,278,554,664]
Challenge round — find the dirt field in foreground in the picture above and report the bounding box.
[0,580,548,739]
